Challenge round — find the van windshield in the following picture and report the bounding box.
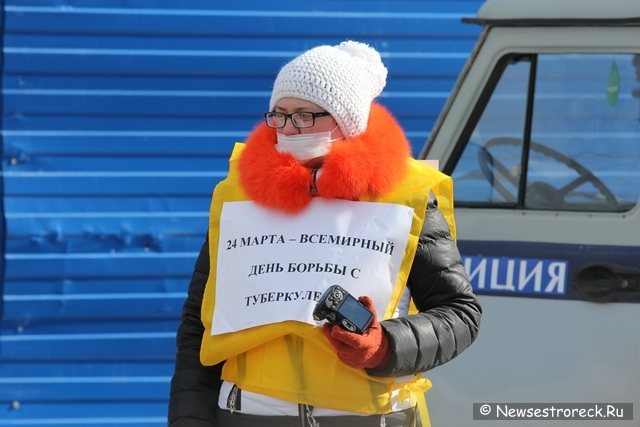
[452,53,640,212]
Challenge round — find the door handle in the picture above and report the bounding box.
[573,264,640,303]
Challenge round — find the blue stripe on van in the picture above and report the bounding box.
[463,255,568,296]
[459,240,640,302]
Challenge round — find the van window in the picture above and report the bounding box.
[451,53,640,212]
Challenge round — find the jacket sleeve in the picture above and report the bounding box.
[168,235,224,427]
[367,192,482,377]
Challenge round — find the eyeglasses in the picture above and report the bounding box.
[264,111,331,129]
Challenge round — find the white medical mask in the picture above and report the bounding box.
[276,125,342,162]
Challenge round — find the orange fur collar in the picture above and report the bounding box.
[237,103,410,214]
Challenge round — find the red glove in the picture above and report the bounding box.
[321,296,391,369]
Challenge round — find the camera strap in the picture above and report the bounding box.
[298,404,318,427]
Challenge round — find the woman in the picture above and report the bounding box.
[168,41,481,427]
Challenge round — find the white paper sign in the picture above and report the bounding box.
[211,198,414,335]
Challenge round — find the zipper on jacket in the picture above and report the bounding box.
[226,384,241,413]
[310,169,319,196]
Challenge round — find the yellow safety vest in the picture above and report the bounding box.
[201,143,455,420]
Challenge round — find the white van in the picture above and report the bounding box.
[420,0,640,425]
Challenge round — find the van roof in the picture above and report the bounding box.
[464,0,640,26]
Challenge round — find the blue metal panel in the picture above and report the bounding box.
[1,0,483,424]
[0,0,5,333]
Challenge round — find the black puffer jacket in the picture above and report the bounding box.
[168,192,481,426]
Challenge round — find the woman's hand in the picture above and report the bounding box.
[321,296,391,369]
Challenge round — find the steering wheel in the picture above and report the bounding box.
[477,137,619,208]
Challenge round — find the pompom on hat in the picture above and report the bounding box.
[269,41,388,138]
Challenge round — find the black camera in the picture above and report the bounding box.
[313,285,374,334]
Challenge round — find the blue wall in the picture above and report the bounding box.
[1,1,483,425]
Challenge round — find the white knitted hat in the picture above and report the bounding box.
[269,41,388,138]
